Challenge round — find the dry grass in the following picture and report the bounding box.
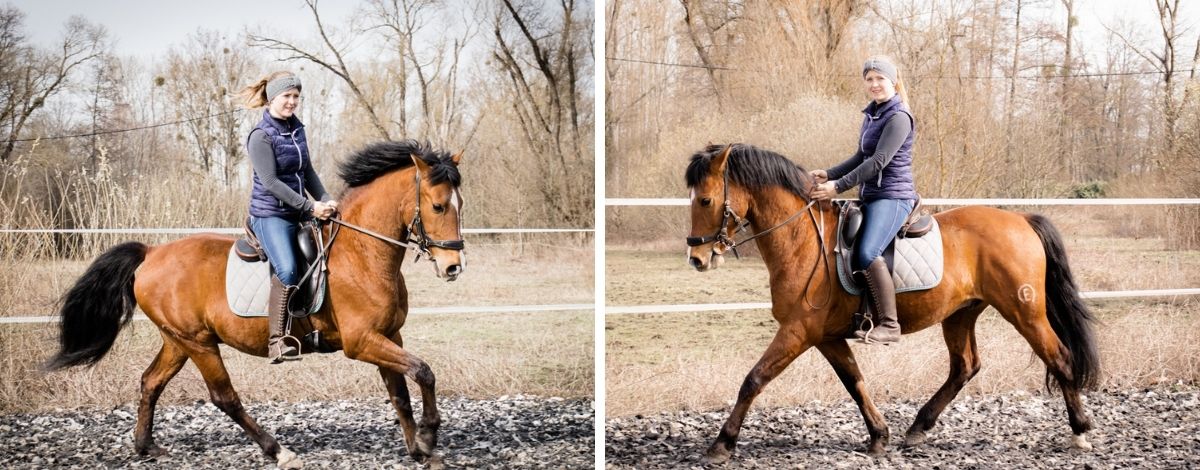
[604,208,1200,418]
[1,310,592,414]
[0,243,594,412]
[605,302,1199,418]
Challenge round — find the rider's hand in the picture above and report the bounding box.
[810,181,838,201]
[810,169,829,184]
[311,201,335,220]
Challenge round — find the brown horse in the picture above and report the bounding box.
[45,140,465,469]
[684,143,1100,464]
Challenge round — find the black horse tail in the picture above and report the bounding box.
[1025,214,1100,391]
[44,241,148,371]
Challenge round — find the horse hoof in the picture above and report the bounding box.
[136,444,169,458]
[867,441,887,456]
[700,448,731,465]
[903,431,927,447]
[1070,434,1093,451]
[423,454,445,470]
[277,447,304,469]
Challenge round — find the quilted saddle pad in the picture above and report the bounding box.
[225,246,324,317]
[836,219,944,296]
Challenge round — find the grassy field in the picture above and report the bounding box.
[0,241,595,412]
[605,207,1200,418]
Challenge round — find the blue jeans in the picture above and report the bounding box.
[853,198,915,271]
[250,216,301,286]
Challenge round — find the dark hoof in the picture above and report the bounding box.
[136,444,169,458]
[903,430,927,447]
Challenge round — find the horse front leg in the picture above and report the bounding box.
[134,336,189,457]
[346,332,442,468]
[816,339,890,455]
[377,332,423,460]
[703,323,811,464]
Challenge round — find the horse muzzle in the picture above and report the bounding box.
[688,249,725,272]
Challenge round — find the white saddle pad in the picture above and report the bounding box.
[225,247,273,317]
[836,219,944,295]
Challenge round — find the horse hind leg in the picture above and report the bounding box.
[816,339,890,455]
[186,344,302,469]
[134,336,189,457]
[903,303,986,447]
[996,300,1095,450]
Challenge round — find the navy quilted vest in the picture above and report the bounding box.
[248,109,309,218]
[857,95,917,201]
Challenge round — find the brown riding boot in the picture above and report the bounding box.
[268,276,299,363]
[855,257,900,344]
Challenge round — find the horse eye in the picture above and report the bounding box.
[700,198,713,207]
[432,204,445,214]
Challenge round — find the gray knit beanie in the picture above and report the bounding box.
[862,57,898,84]
[266,74,302,102]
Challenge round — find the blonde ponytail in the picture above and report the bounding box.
[237,71,293,109]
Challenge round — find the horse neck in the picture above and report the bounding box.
[745,186,832,276]
[336,167,418,271]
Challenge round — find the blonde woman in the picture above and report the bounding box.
[238,71,337,363]
[809,56,917,345]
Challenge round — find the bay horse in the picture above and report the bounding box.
[684,143,1100,464]
[44,140,465,469]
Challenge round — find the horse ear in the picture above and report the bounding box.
[710,144,733,176]
[450,151,463,166]
[410,153,432,174]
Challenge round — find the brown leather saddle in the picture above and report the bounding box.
[836,197,934,286]
[234,217,328,319]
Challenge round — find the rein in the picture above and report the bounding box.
[687,164,833,309]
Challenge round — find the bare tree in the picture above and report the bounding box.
[490,0,591,225]
[162,30,257,185]
[248,0,391,140]
[0,14,106,162]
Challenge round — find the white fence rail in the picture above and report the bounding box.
[0,228,592,235]
[605,197,1200,311]
[2,303,595,324]
[606,197,1200,206]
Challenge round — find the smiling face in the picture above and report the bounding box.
[268,88,301,119]
[863,70,896,104]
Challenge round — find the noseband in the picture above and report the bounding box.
[685,167,750,255]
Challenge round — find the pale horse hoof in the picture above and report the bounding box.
[1070,433,1093,451]
[423,454,446,470]
[277,446,304,469]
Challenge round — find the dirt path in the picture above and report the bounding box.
[0,396,594,469]
[605,386,1200,469]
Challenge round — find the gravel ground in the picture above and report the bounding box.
[0,395,594,469]
[606,386,1200,469]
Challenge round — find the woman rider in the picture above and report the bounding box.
[237,71,338,363]
[810,56,917,345]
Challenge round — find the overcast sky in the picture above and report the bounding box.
[11,1,1196,69]
[15,0,360,61]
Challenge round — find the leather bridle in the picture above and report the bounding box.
[685,160,833,309]
[330,167,465,261]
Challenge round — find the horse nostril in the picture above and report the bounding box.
[689,257,703,269]
[446,264,462,277]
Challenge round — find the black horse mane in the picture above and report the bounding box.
[685,143,812,200]
[339,140,461,188]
